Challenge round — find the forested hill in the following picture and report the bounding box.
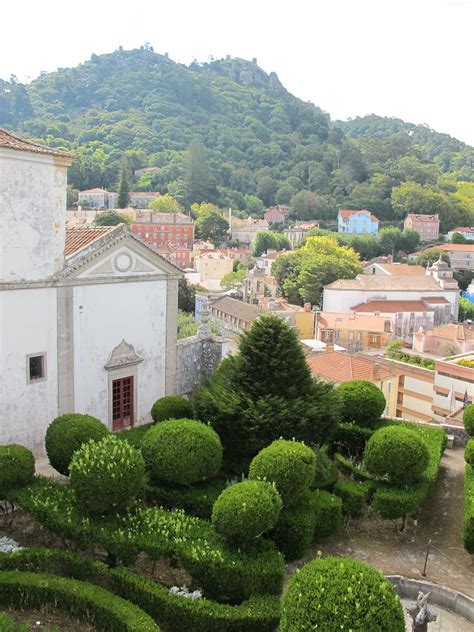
[1,46,473,229]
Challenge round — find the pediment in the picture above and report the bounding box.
[105,339,143,370]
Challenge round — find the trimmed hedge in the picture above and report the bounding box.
[7,478,284,602]
[212,480,282,546]
[465,439,474,466]
[338,380,386,427]
[117,423,153,449]
[45,413,108,475]
[312,447,338,490]
[141,419,223,486]
[334,480,370,517]
[0,570,158,631]
[151,395,194,423]
[0,444,35,497]
[69,435,146,516]
[464,464,474,554]
[364,426,429,485]
[146,477,227,519]
[248,439,316,507]
[280,557,405,632]
[371,424,445,520]
[463,404,474,437]
[310,490,342,540]
[332,422,373,458]
[334,453,373,482]
[0,548,280,632]
[271,498,316,561]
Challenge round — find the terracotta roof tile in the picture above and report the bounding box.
[307,351,390,383]
[339,209,379,222]
[371,263,426,276]
[318,311,391,331]
[405,214,439,222]
[210,296,263,323]
[0,128,72,158]
[65,226,113,257]
[326,275,442,291]
[433,244,474,252]
[352,300,433,313]
[423,296,450,304]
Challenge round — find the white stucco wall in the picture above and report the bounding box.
[72,280,168,428]
[0,288,58,453]
[0,148,69,281]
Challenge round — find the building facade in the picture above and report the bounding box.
[404,214,440,241]
[264,205,288,224]
[283,222,319,248]
[446,227,474,241]
[429,244,474,270]
[131,212,194,269]
[337,210,379,235]
[316,311,393,351]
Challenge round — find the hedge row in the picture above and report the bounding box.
[371,424,445,520]
[0,548,280,632]
[146,477,227,519]
[334,481,371,517]
[464,464,474,554]
[334,453,373,482]
[0,570,158,631]
[8,478,284,602]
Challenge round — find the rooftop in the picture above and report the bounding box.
[64,226,114,257]
[318,311,392,330]
[307,351,390,383]
[352,299,434,313]
[423,322,474,341]
[367,263,426,276]
[0,128,72,159]
[325,274,443,291]
[405,213,439,222]
[133,212,192,224]
[433,244,474,252]
[210,296,263,322]
[339,209,379,222]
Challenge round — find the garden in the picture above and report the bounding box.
[0,315,467,631]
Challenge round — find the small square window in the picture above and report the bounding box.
[27,354,46,383]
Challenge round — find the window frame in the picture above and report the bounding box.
[26,352,47,384]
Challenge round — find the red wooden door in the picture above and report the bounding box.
[112,376,134,430]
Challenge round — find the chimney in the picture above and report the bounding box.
[304,302,311,312]
[325,342,334,353]
[373,362,381,381]
[268,298,276,311]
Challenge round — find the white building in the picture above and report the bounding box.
[0,130,180,456]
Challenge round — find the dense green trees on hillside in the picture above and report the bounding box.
[2,48,473,228]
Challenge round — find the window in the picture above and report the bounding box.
[27,354,46,383]
[112,376,134,430]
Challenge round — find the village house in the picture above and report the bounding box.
[194,251,234,290]
[243,261,278,304]
[404,213,440,241]
[230,217,269,245]
[428,243,474,271]
[78,188,160,209]
[446,227,474,241]
[0,130,181,456]
[363,262,426,276]
[264,205,288,224]
[337,209,379,235]
[315,311,393,351]
[413,322,474,356]
[130,212,194,269]
[283,222,319,248]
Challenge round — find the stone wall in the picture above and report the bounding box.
[176,334,228,396]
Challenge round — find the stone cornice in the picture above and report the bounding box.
[0,273,181,291]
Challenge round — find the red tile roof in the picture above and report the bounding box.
[352,300,433,313]
[423,296,450,304]
[372,263,426,276]
[405,214,439,222]
[307,351,390,383]
[0,128,72,158]
[65,226,113,257]
[339,209,379,222]
[434,244,474,252]
[80,188,108,193]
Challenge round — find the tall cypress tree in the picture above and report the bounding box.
[183,143,215,206]
[117,159,130,209]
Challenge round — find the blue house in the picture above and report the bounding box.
[338,209,379,235]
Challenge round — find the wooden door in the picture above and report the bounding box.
[112,376,134,430]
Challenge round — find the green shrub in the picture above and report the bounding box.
[249,439,316,507]
[7,478,285,602]
[146,477,227,519]
[334,453,373,482]
[150,395,193,423]
[45,413,108,475]
[312,447,338,490]
[0,571,158,631]
[271,496,316,561]
[334,481,370,517]
[338,380,386,427]
[141,419,222,486]
[281,557,405,632]
[0,444,35,497]
[464,405,474,437]
[465,439,474,465]
[332,421,374,458]
[365,426,429,485]
[310,490,342,539]
[212,480,282,546]
[464,464,474,554]
[0,547,280,632]
[69,435,145,515]
[117,423,153,448]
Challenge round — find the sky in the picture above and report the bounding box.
[2,0,473,145]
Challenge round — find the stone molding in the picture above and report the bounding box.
[105,339,144,370]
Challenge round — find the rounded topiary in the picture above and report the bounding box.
[69,435,145,515]
[465,439,474,466]
[141,419,222,486]
[364,426,429,485]
[45,413,109,475]
[0,444,35,497]
[281,557,405,632]
[151,396,194,423]
[248,439,316,507]
[212,480,282,546]
[338,380,386,427]
[464,405,474,437]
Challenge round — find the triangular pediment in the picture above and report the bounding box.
[62,229,182,280]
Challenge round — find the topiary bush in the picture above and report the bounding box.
[312,447,338,490]
[69,435,145,516]
[464,405,474,437]
[150,395,194,423]
[334,481,370,517]
[338,380,386,427]
[364,426,429,485]
[45,413,109,475]
[141,419,222,486]
[212,480,282,546]
[248,439,316,507]
[465,439,474,466]
[0,445,35,498]
[281,556,405,632]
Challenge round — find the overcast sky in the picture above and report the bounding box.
[2,0,473,145]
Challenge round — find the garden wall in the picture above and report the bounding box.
[176,334,228,396]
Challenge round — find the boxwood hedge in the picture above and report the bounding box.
[309,490,342,540]
[464,464,474,554]
[146,477,227,519]
[334,481,370,517]
[0,444,35,498]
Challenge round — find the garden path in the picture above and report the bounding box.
[287,446,474,598]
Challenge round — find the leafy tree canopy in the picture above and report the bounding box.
[93,210,130,225]
[148,193,181,213]
[253,230,291,257]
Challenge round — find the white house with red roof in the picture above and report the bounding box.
[337,209,379,235]
[0,130,181,456]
